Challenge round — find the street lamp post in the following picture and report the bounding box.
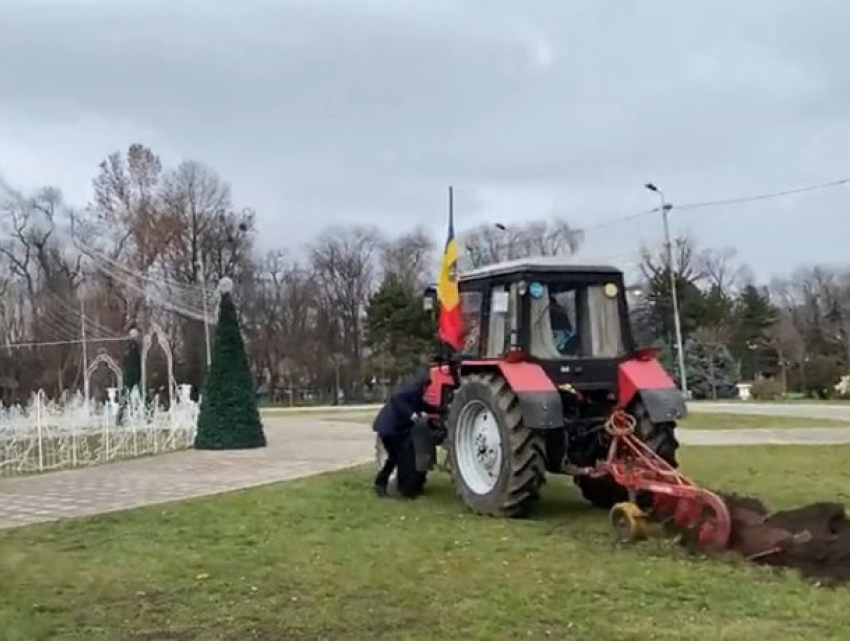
[644,182,688,397]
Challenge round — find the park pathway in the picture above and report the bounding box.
[2,407,850,531]
[0,416,371,531]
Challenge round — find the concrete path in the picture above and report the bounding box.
[0,416,374,531]
[4,411,850,532]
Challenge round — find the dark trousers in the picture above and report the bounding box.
[375,431,426,498]
[375,434,401,489]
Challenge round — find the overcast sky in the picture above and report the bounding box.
[1,0,849,281]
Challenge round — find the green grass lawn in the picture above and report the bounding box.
[3,446,850,640]
[322,411,850,430]
[680,412,850,430]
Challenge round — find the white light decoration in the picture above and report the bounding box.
[218,276,234,295]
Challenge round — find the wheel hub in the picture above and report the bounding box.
[455,400,503,495]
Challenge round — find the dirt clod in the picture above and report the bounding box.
[722,494,850,585]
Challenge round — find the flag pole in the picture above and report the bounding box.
[444,185,458,377]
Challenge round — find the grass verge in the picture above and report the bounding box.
[3,446,850,640]
[680,412,850,430]
[321,411,850,430]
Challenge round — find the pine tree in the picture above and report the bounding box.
[194,280,266,450]
[684,337,737,399]
[643,266,705,343]
[365,275,437,384]
[730,284,779,379]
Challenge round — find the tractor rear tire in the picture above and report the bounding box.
[632,401,679,469]
[575,403,679,510]
[447,373,546,518]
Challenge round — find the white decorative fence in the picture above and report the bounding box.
[0,385,199,478]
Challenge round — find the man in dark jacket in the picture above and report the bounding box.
[373,368,442,497]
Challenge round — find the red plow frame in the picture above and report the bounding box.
[584,410,732,550]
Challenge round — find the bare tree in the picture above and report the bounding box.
[381,227,435,294]
[459,217,583,269]
[310,225,382,399]
[639,234,706,284]
[90,143,167,266]
[241,251,320,397]
[697,246,753,294]
[0,185,88,394]
[88,143,173,333]
[155,160,255,391]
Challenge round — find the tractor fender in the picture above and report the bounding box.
[461,360,564,430]
[426,364,456,409]
[618,357,687,423]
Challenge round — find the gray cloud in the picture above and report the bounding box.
[1,0,849,279]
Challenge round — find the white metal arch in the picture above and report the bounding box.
[140,322,176,407]
[83,351,124,405]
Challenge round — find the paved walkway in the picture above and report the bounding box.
[3,410,850,532]
[0,416,374,531]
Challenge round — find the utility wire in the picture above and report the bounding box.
[674,178,850,211]
[1,336,130,350]
[579,177,850,234]
[44,290,119,338]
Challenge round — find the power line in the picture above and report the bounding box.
[580,208,659,233]
[43,290,119,338]
[72,233,216,303]
[1,336,130,350]
[674,178,850,211]
[579,177,850,234]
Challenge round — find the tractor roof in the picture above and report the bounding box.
[458,256,622,282]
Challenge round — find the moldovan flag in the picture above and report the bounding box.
[437,209,464,350]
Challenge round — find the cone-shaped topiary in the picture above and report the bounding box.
[194,282,266,449]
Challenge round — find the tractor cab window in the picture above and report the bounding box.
[529,282,625,359]
[486,285,517,357]
[460,290,483,356]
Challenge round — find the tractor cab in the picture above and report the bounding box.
[426,257,634,392]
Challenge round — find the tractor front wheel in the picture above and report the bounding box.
[447,373,546,518]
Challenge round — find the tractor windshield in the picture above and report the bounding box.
[528,281,625,359]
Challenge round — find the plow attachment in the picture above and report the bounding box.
[578,411,850,584]
[586,411,733,551]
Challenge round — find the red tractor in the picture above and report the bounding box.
[419,257,687,518]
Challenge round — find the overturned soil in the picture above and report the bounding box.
[719,493,850,585]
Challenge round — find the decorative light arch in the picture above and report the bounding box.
[83,350,124,405]
[140,322,176,407]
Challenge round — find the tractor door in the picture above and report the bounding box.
[459,288,484,357]
[484,283,519,358]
